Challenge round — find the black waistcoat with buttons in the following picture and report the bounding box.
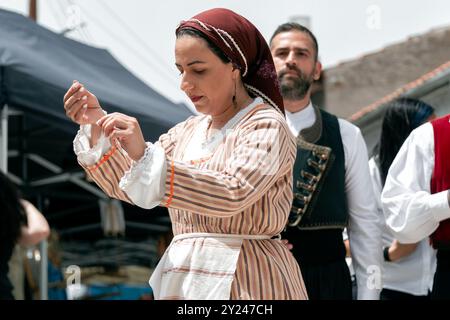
[287,106,348,230]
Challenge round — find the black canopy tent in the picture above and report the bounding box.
[0,9,191,282]
[0,9,191,139]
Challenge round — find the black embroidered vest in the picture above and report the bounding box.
[283,107,349,263]
[288,106,348,229]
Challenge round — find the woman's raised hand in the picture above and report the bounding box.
[63,80,104,125]
[64,80,147,161]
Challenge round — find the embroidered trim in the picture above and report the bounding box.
[165,160,175,207]
[189,18,211,31]
[190,156,212,165]
[212,27,232,50]
[216,28,248,77]
[188,19,248,77]
[73,124,111,165]
[245,84,283,115]
[119,142,153,188]
[200,98,262,152]
[88,146,117,172]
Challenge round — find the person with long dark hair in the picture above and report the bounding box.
[375,98,436,186]
[381,96,450,299]
[370,98,436,299]
[0,171,50,300]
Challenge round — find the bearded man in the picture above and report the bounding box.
[270,23,382,300]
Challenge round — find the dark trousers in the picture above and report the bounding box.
[431,250,450,299]
[380,288,429,300]
[299,258,352,300]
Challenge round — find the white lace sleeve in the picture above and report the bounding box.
[119,142,167,209]
[73,124,111,166]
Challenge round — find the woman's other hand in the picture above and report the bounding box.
[96,113,147,161]
[386,240,419,262]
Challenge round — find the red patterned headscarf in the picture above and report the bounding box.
[176,8,284,115]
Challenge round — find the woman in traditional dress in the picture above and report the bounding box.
[63,8,307,300]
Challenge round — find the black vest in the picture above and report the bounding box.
[283,106,348,263]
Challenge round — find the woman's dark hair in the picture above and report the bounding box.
[176,27,231,64]
[376,98,435,185]
[0,171,27,247]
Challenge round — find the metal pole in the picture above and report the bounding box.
[20,114,28,183]
[1,104,8,173]
[29,0,37,22]
[37,194,48,300]
[39,240,48,300]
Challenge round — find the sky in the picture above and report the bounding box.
[1,0,450,110]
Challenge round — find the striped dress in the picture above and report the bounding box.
[78,103,308,300]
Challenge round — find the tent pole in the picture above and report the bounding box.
[29,0,38,22]
[1,104,8,173]
[39,239,48,300]
[20,113,28,183]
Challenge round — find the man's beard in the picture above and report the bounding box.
[278,67,315,101]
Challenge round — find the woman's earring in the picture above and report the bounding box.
[232,80,237,108]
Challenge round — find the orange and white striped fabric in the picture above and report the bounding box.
[77,103,308,300]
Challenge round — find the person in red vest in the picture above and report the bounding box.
[382,103,450,299]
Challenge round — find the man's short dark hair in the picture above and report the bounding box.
[270,22,319,61]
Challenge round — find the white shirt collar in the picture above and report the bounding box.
[184,97,263,161]
[285,101,315,137]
